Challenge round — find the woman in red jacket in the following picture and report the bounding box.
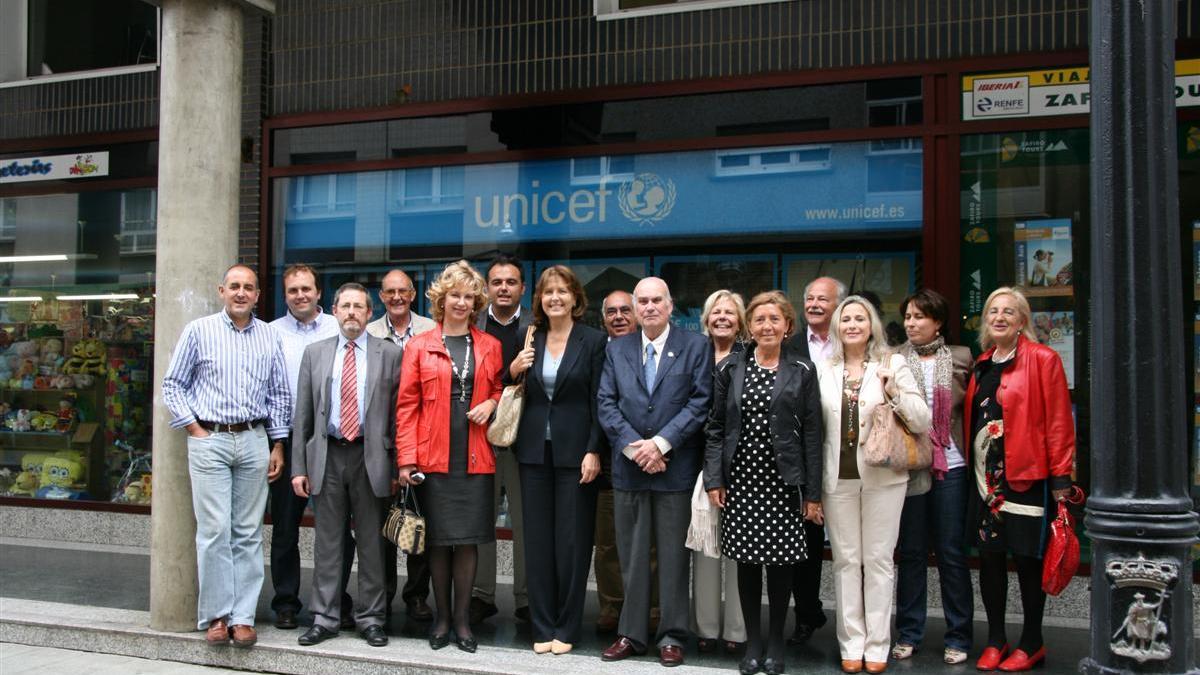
[964,287,1074,672]
[396,260,504,654]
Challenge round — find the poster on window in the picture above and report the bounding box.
[1033,311,1075,389]
[1014,219,1072,296]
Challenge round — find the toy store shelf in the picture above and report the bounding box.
[0,431,72,438]
[0,388,84,394]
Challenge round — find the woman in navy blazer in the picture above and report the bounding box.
[508,265,607,655]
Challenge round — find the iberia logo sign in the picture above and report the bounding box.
[973,76,1029,117]
[618,173,676,226]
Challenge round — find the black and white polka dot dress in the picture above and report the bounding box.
[720,356,808,565]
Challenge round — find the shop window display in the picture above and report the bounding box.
[0,190,155,505]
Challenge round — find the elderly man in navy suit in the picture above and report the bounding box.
[598,277,713,668]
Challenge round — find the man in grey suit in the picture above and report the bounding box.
[291,283,403,648]
[597,277,713,668]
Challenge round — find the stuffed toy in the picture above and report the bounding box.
[30,411,57,432]
[40,338,63,373]
[12,453,47,495]
[35,455,85,499]
[81,339,106,375]
[71,373,95,388]
[62,341,89,375]
[13,409,31,432]
[55,398,77,432]
[0,467,13,494]
[51,374,74,389]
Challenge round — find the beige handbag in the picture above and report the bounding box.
[382,486,425,555]
[863,391,932,471]
[486,325,536,447]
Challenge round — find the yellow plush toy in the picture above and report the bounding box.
[36,455,84,499]
[12,453,47,495]
[62,341,89,375]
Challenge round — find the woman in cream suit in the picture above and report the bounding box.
[817,296,930,674]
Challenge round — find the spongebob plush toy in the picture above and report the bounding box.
[12,453,47,495]
[35,455,85,499]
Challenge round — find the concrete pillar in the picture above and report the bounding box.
[149,0,245,632]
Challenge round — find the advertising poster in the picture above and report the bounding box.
[1033,311,1075,389]
[1015,219,1072,296]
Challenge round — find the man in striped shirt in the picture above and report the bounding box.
[162,264,292,648]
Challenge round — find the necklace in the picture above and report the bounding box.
[992,343,1017,363]
[442,333,472,402]
[843,376,863,443]
[753,348,780,369]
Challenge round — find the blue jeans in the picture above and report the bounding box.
[894,466,973,651]
[187,426,270,629]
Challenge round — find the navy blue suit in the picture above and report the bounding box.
[596,325,712,649]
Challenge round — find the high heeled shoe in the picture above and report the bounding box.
[997,647,1044,672]
[864,661,887,674]
[428,631,450,650]
[976,644,1009,671]
[841,659,864,673]
[455,634,478,653]
[551,639,573,655]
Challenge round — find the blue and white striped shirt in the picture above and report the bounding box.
[270,309,339,403]
[162,310,293,439]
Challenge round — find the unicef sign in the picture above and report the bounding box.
[618,173,677,226]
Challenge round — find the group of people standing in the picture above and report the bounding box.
[160,257,1076,675]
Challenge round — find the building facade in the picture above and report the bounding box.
[1,0,1198,558]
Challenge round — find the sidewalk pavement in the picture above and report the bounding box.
[0,539,1096,674]
[1,643,246,674]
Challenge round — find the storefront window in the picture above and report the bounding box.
[273,138,922,331]
[0,190,155,505]
[959,128,1092,508]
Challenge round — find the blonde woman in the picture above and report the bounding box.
[396,260,504,654]
[818,296,930,674]
[965,287,1074,673]
[692,290,748,655]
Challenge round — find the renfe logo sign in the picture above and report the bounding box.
[0,152,110,184]
[962,60,1200,121]
[972,76,1029,117]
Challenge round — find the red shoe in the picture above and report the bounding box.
[976,644,1009,670]
[998,647,1044,672]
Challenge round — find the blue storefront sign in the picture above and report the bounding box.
[280,140,922,253]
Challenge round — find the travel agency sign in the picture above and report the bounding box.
[962,59,1200,120]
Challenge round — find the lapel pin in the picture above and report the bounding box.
[667,351,675,357]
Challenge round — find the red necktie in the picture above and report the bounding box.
[339,342,360,441]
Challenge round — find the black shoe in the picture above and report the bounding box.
[739,656,763,674]
[468,597,498,624]
[407,598,434,622]
[297,624,337,646]
[456,634,479,653]
[763,657,785,675]
[787,623,816,645]
[359,624,389,647]
[514,605,531,623]
[429,631,450,650]
[274,609,298,630]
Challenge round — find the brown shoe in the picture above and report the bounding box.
[659,644,684,667]
[864,661,887,674]
[230,624,257,648]
[841,659,864,673]
[205,618,230,645]
[601,636,647,662]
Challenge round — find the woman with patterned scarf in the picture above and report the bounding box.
[890,289,974,666]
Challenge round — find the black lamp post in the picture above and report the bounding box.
[1082,1,1199,673]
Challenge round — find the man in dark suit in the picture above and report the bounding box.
[785,275,845,644]
[471,254,533,624]
[597,277,713,668]
[290,283,404,647]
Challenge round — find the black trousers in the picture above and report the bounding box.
[790,519,826,627]
[268,445,354,614]
[519,450,598,644]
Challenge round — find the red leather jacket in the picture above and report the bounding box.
[963,335,1075,488]
[395,325,504,474]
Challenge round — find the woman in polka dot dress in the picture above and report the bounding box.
[704,291,824,675]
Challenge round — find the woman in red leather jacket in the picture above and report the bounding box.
[963,287,1074,673]
[396,260,504,654]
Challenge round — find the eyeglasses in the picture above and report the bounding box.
[381,288,415,298]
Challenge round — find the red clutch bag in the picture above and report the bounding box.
[1042,485,1085,596]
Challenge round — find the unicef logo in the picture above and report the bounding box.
[618,173,676,226]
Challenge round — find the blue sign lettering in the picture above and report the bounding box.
[0,159,54,178]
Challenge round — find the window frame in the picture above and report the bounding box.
[390,166,466,213]
[118,189,156,256]
[712,144,833,177]
[0,0,161,89]
[594,0,791,21]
